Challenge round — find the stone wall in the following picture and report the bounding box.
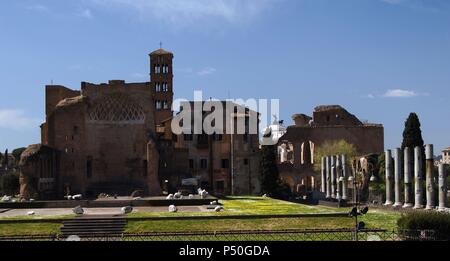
[33,80,163,198]
[19,144,59,200]
[169,101,261,195]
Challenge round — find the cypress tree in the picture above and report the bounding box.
[3,149,8,168]
[401,113,425,178]
[401,113,425,150]
[260,145,280,195]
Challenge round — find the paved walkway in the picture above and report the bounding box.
[0,206,208,217]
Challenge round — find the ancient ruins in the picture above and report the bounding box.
[383,145,448,210]
[319,145,448,211]
[18,49,259,199]
[276,105,384,196]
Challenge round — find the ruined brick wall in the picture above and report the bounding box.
[281,125,384,156]
[231,134,261,195]
[278,106,384,194]
[42,86,81,145]
[312,105,363,126]
[45,85,81,116]
[19,144,59,200]
[43,81,161,197]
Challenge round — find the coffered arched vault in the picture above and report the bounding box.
[88,93,145,124]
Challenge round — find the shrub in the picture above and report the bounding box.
[397,212,450,240]
[0,172,20,195]
[271,181,292,200]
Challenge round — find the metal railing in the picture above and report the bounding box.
[0,229,446,241]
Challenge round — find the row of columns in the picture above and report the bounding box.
[385,145,448,210]
[321,155,348,200]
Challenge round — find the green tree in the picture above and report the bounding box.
[260,145,291,199]
[313,139,358,172]
[377,153,386,179]
[401,113,425,178]
[401,113,425,150]
[3,149,8,167]
[12,147,26,165]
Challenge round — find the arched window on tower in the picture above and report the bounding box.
[155,100,162,110]
[163,101,169,110]
[156,83,161,92]
[155,65,161,74]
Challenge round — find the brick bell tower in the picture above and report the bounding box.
[150,46,174,129]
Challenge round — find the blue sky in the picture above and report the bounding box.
[0,0,449,154]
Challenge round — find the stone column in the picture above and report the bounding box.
[403,147,413,208]
[331,156,336,199]
[336,156,342,200]
[394,148,403,207]
[326,156,331,199]
[438,163,448,211]
[321,157,326,193]
[341,154,348,200]
[425,144,436,210]
[414,146,424,209]
[384,150,394,206]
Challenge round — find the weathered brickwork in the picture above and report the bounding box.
[278,105,384,195]
[161,101,261,196]
[19,49,260,199]
[20,49,177,199]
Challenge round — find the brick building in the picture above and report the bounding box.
[160,101,261,196]
[19,49,260,199]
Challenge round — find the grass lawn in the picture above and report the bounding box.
[125,217,354,233]
[127,196,345,218]
[125,212,401,233]
[0,197,402,236]
[220,196,342,215]
[0,223,61,236]
[125,197,402,232]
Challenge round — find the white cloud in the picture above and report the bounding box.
[383,89,418,98]
[87,0,277,27]
[24,4,49,12]
[78,9,94,19]
[197,67,217,76]
[380,0,448,12]
[381,0,406,4]
[367,94,375,99]
[0,110,41,131]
